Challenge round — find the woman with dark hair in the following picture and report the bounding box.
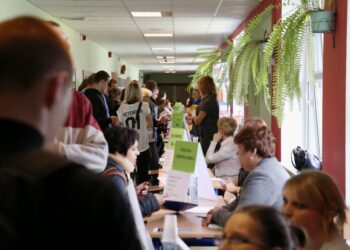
[103,125,160,217]
[193,76,219,155]
[283,170,349,250]
[220,205,295,250]
[107,86,121,116]
[203,125,290,227]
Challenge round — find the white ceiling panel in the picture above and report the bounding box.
[27,0,261,72]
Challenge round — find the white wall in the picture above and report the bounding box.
[346,0,350,204]
[0,0,139,88]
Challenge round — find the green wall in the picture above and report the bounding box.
[143,72,193,85]
[0,0,139,88]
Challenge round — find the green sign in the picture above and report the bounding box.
[171,112,184,128]
[168,128,186,149]
[173,102,183,112]
[173,141,198,173]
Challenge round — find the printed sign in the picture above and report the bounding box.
[173,141,197,173]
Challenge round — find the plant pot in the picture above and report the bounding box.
[310,11,336,33]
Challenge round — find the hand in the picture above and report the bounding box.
[111,116,119,125]
[226,182,239,195]
[136,181,149,197]
[212,132,222,141]
[154,193,164,206]
[201,208,218,227]
[233,177,239,186]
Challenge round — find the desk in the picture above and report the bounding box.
[146,210,222,239]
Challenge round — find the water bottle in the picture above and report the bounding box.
[188,175,198,203]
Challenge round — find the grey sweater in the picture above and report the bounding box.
[212,157,290,227]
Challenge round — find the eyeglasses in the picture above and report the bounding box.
[216,233,269,249]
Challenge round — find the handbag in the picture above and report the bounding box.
[291,146,322,171]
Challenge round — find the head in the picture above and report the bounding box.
[156,99,167,109]
[282,170,347,247]
[108,79,118,89]
[78,78,88,92]
[124,80,142,104]
[218,117,238,137]
[0,16,73,142]
[191,88,200,100]
[220,205,294,250]
[158,90,167,100]
[141,87,152,102]
[108,87,121,102]
[46,20,69,49]
[94,70,110,93]
[243,117,267,128]
[104,125,140,165]
[234,126,275,170]
[196,76,216,97]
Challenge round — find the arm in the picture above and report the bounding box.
[210,199,239,227]
[193,110,206,125]
[205,137,235,164]
[85,92,112,129]
[46,91,108,173]
[138,193,160,217]
[235,171,273,208]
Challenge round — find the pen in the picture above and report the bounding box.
[197,215,206,219]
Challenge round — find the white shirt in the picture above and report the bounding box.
[205,136,241,179]
[117,102,150,152]
[321,237,350,250]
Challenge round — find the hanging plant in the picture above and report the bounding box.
[189,39,233,90]
[227,4,273,107]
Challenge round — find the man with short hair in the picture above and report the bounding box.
[0,16,141,249]
[84,70,118,130]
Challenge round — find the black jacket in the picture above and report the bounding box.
[0,119,141,250]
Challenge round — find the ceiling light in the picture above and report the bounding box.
[152,48,173,51]
[160,61,175,64]
[156,56,175,59]
[131,12,161,17]
[144,33,173,37]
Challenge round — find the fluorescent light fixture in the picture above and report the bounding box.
[152,48,173,51]
[156,56,175,59]
[131,12,161,17]
[160,61,175,64]
[144,33,173,37]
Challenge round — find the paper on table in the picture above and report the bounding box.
[184,206,214,214]
[163,170,191,201]
[162,148,174,172]
[158,175,167,185]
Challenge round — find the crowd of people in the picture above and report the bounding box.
[0,15,349,250]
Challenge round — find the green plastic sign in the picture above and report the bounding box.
[172,102,183,112]
[172,141,198,173]
[168,128,186,149]
[171,112,184,128]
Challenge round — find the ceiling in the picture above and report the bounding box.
[28,0,260,73]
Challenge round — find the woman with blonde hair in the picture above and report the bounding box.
[117,80,153,184]
[205,117,241,183]
[193,76,219,155]
[283,170,349,250]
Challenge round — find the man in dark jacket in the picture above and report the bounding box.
[84,70,118,130]
[0,16,141,249]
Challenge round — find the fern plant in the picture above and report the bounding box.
[260,1,317,125]
[227,4,273,108]
[189,39,233,89]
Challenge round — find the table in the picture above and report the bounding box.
[146,209,222,239]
